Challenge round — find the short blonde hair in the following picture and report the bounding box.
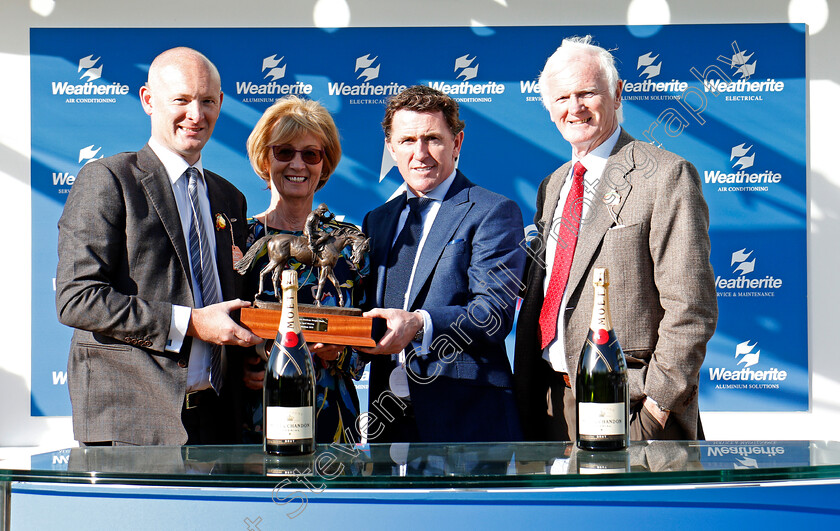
[246,95,341,190]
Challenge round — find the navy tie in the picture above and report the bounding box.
[384,195,433,310]
[186,167,223,393]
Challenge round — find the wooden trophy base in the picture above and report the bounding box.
[239,300,377,347]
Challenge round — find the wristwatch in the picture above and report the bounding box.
[647,396,670,412]
[412,311,424,343]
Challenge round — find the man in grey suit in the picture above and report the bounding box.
[514,36,717,441]
[56,47,261,446]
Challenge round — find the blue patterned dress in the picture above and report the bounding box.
[241,217,369,444]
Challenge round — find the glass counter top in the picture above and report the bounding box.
[2,441,839,490]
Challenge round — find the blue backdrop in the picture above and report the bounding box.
[30,24,807,417]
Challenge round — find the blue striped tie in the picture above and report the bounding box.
[186,167,223,393]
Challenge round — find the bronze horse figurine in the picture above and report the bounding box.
[234,226,369,307]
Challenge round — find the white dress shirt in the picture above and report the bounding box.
[149,138,222,392]
[542,126,622,373]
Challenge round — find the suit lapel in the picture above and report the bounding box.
[205,171,236,300]
[566,130,636,297]
[137,145,193,289]
[407,172,472,309]
[539,162,573,244]
[371,194,407,307]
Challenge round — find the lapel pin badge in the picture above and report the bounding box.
[216,212,244,263]
[603,190,620,206]
[603,190,623,227]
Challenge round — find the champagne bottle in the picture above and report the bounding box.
[264,269,316,455]
[575,267,629,451]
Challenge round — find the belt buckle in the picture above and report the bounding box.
[185,391,200,410]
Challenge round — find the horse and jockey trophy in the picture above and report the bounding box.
[234,204,378,348]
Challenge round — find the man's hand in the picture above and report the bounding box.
[357,308,423,355]
[188,299,262,347]
[643,397,670,428]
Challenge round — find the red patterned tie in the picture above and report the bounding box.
[538,161,586,350]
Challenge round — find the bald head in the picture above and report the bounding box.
[140,47,223,165]
[147,47,220,91]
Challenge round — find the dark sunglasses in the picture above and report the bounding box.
[270,145,324,165]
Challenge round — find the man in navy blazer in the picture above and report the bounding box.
[359,86,526,443]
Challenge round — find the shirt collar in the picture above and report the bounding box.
[573,126,622,178]
[407,168,457,203]
[148,137,206,185]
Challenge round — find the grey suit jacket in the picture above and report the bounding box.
[56,144,248,445]
[514,130,717,440]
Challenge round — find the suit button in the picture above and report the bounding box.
[178,358,188,368]
[143,340,152,347]
[124,337,132,343]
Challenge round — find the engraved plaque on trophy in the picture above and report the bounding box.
[240,301,378,347]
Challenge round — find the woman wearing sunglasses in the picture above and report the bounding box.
[239,95,368,445]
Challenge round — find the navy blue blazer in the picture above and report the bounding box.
[362,171,526,442]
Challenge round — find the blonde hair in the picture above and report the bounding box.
[246,95,341,190]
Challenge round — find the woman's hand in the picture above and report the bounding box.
[242,353,265,391]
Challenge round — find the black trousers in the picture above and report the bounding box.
[181,388,235,445]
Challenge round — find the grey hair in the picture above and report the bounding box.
[538,35,623,123]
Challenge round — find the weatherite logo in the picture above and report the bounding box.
[51,54,130,102]
[704,44,785,100]
[730,248,755,276]
[734,340,760,368]
[705,443,786,461]
[326,53,405,102]
[637,52,661,79]
[78,145,103,165]
[427,53,504,101]
[727,48,756,79]
[354,54,380,82]
[262,55,286,81]
[708,339,788,385]
[715,248,783,295]
[53,144,104,192]
[730,143,755,170]
[78,55,102,81]
[235,54,313,101]
[622,51,688,96]
[453,54,479,81]
[704,143,782,191]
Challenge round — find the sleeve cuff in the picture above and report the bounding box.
[167,304,191,353]
[414,309,432,355]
